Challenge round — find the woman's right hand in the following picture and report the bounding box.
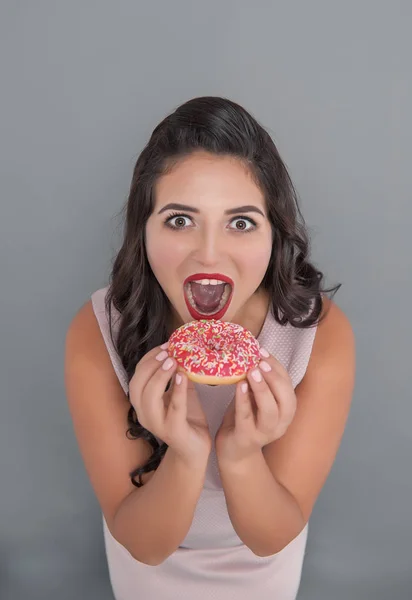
[128,343,212,466]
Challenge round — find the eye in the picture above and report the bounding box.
[164,213,193,230]
[229,216,257,233]
[163,212,257,233]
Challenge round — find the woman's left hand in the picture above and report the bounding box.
[215,349,297,463]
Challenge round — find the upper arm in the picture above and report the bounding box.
[262,296,356,523]
[64,300,154,537]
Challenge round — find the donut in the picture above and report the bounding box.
[168,319,261,385]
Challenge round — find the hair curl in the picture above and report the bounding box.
[104,96,341,487]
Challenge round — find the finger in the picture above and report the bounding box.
[136,340,170,368]
[256,360,296,426]
[165,371,188,428]
[246,366,279,432]
[129,343,172,407]
[134,357,176,433]
[259,347,290,380]
[234,380,254,430]
[141,354,177,412]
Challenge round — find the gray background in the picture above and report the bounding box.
[1,1,411,599]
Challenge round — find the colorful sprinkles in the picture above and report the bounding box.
[168,319,261,378]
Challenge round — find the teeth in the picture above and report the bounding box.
[186,282,231,315]
[194,278,226,286]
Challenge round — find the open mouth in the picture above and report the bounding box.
[183,275,234,320]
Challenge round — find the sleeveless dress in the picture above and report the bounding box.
[91,286,318,600]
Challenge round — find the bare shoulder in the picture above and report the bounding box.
[66,299,117,378]
[262,294,356,523]
[320,293,354,332]
[311,294,356,368]
[66,299,97,352]
[64,298,154,535]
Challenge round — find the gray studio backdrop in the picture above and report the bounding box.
[1,2,411,599]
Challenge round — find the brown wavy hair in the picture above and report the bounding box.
[104,96,341,487]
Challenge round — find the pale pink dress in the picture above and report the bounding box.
[91,286,318,600]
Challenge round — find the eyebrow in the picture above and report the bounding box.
[157,202,265,218]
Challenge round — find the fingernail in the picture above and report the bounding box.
[259,347,270,358]
[241,382,248,394]
[251,369,262,383]
[162,357,174,371]
[156,350,168,361]
[160,342,169,350]
[176,373,182,385]
[259,361,272,372]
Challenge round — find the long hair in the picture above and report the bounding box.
[104,96,341,487]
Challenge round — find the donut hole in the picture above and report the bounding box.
[206,339,223,351]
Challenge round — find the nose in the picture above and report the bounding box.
[192,228,225,267]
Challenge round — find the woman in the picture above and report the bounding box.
[65,96,355,599]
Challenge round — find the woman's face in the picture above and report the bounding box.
[145,151,273,327]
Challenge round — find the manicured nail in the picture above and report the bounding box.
[162,357,174,371]
[259,361,272,372]
[259,347,270,358]
[160,342,169,350]
[156,350,168,361]
[175,373,182,385]
[251,369,262,383]
[241,382,248,394]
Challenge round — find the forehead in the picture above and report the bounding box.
[154,151,265,209]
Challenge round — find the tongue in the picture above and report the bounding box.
[190,282,225,312]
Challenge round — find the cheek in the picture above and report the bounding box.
[146,231,187,275]
[240,242,272,276]
[149,242,170,267]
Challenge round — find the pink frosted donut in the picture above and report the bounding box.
[168,319,261,385]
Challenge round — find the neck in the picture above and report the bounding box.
[231,287,270,338]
